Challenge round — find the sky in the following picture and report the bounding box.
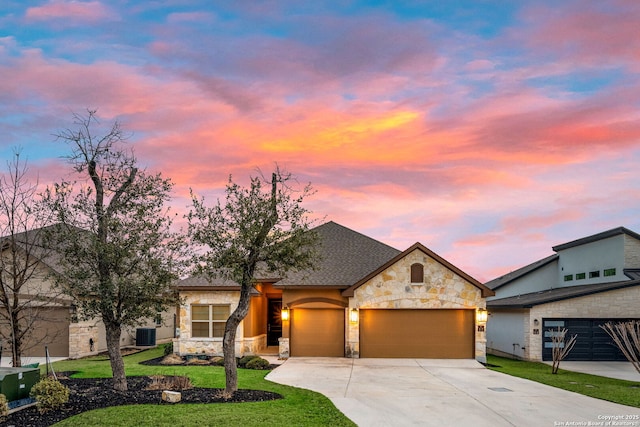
[1,0,639,282]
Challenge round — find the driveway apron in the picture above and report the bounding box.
[266,358,640,427]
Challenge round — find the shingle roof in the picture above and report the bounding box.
[485,254,559,290]
[486,279,640,308]
[275,221,401,288]
[178,221,401,290]
[552,226,640,252]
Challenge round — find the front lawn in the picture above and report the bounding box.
[487,355,640,408]
[44,346,355,427]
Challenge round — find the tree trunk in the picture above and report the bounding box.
[10,312,21,367]
[223,283,252,396]
[104,322,127,391]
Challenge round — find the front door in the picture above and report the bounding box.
[267,299,282,346]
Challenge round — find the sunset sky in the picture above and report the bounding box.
[1,1,639,282]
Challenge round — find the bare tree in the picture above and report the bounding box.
[0,149,61,366]
[42,111,182,391]
[187,169,318,396]
[551,327,577,374]
[600,321,640,374]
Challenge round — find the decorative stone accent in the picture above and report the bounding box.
[278,337,289,359]
[162,390,181,403]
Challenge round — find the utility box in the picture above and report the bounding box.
[136,328,156,346]
[0,367,40,402]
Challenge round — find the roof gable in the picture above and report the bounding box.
[342,242,494,297]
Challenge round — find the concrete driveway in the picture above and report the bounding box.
[266,358,640,427]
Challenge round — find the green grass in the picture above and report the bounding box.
[45,346,355,427]
[487,355,640,408]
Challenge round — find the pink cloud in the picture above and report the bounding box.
[517,0,640,66]
[25,0,116,23]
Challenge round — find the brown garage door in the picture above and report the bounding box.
[290,308,344,357]
[360,309,474,358]
[20,307,69,357]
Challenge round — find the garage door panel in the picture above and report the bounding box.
[290,308,344,357]
[542,318,632,361]
[360,309,474,358]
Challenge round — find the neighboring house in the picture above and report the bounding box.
[175,221,494,362]
[0,225,174,361]
[486,227,640,362]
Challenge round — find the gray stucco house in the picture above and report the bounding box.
[485,227,640,361]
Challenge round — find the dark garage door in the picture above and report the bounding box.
[360,309,475,358]
[542,318,635,361]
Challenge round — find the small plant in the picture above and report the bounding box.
[0,394,8,419]
[147,375,193,391]
[551,327,578,374]
[209,356,225,366]
[238,355,259,368]
[601,321,640,374]
[245,357,270,370]
[163,342,174,356]
[160,354,184,365]
[30,377,70,414]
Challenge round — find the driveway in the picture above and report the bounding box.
[266,358,640,427]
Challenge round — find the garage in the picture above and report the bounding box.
[290,308,345,357]
[359,309,475,358]
[10,307,70,357]
[542,318,635,361]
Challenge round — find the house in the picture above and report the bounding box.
[485,227,640,362]
[175,221,494,362]
[0,225,175,361]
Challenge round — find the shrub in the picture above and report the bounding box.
[209,356,225,366]
[0,394,7,418]
[238,355,259,368]
[245,357,270,370]
[30,377,70,414]
[160,354,184,365]
[147,375,193,391]
[163,342,174,356]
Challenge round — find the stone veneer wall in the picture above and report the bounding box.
[175,290,265,357]
[348,248,487,362]
[526,286,640,361]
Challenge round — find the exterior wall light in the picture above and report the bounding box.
[476,308,488,324]
[350,308,359,323]
[281,306,290,322]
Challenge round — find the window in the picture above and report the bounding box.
[589,271,600,278]
[154,313,163,327]
[192,305,229,338]
[604,268,616,277]
[563,274,573,282]
[410,263,424,283]
[575,273,586,280]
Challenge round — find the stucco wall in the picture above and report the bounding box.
[488,260,558,300]
[349,248,487,361]
[486,309,527,359]
[526,286,640,361]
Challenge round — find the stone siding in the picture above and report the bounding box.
[527,286,640,361]
[350,248,487,361]
[175,290,263,357]
[624,235,640,268]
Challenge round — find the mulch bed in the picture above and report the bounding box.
[0,374,282,427]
